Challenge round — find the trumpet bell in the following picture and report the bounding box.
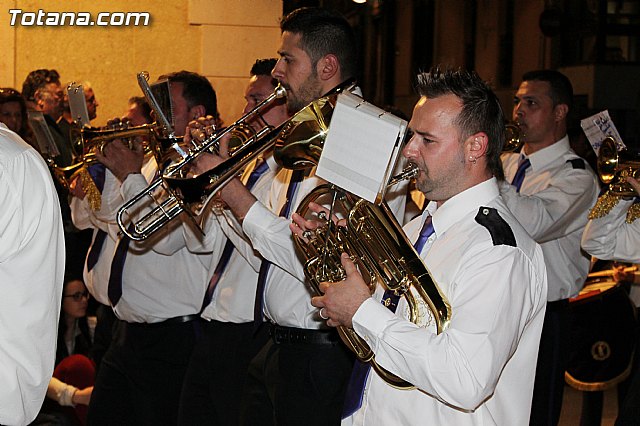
[597,136,640,196]
[503,123,522,153]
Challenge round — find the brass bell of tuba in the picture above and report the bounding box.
[597,136,640,197]
[277,84,451,389]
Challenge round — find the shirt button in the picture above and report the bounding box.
[482,208,489,215]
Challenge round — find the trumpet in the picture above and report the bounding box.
[116,85,287,240]
[597,136,640,196]
[503,122,523,152]
[51,123,155,190]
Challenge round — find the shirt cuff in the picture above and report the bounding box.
[352,297,397,352]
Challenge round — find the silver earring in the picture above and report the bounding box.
[469,156,477,164]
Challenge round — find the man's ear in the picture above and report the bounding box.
[554,103,569,123]
[466,132,489,160]
[189,105,206,121]
[316,54,339,82]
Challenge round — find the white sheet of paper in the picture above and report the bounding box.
[316,92,407,204]
[580,110,625,155]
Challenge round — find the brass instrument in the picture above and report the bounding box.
[274,85,449,389]
[295,185,450,390]
[116,84,287,240]
[597,136,640,197]
[587,265,638,279]
[503,122,523,152]
[51,123,154,191]
[79,123,155,163]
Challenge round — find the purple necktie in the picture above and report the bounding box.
[510,157,531,193]
[201,160,270,311]
[253,169,305,330]
[342,215,435,418]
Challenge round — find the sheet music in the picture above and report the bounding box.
[580,110,625,155]
[316,92,407,204]
[27,111,59,157]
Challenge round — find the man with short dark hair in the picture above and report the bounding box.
[85,71,221,426]
[177,57,290,426]
[191,7,405,425]
[500,69,599,426]
[291,67,548,426]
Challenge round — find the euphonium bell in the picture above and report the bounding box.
[294,181,450,390]
[597,136,640,197]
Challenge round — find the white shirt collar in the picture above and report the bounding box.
[424,177,500,237]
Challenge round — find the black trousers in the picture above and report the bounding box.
[178,321,270,426]
[239,326,354,426]
[530,299,570,426]
[87,318,199,426]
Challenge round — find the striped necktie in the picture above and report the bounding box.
[253,169,305,329]
[201,160,270,311]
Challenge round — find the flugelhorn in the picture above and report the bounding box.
[116,84,287,240]
[597,136,640,196]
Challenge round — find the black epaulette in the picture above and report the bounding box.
[475,207,516,247]
[567,158,585,169]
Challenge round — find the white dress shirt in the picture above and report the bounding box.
[95,158,215,323]
[71,167,121,306]
[582,198,640,264]
[0,125,65,425]
[194,155,279,323]
[501,136,599,300]
[242,165,407,330]
[345,178,548,426]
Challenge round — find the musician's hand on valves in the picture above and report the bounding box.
[184,115,216,146]
[96,138,144,183]
[311,253,371,328]
[290,201,344,244]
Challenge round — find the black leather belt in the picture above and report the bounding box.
[128,314,200,327]
[270,324,340,345]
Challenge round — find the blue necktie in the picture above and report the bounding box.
[253,169,305,329]
[510,157,531,193]
[342,215,435,418]
[201,160,270,311]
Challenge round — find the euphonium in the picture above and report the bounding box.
[116,84,287,240]
[597,136,640,197]
[295,182,450,390]
[503,122,523,152]
[274,84,450,389]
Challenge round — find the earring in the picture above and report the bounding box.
[469,156,477,164]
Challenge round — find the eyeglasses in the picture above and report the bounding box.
[63,291,90,301]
